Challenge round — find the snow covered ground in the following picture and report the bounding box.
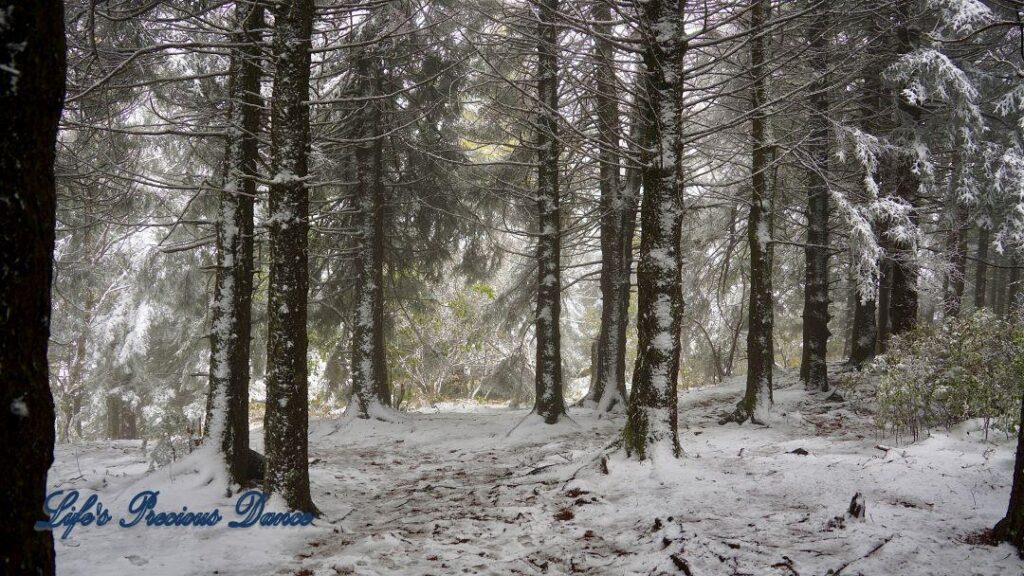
[49,370,1024,575]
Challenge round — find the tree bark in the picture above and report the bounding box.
[975,226,990,310]
[995,391,1024,551]
[0,1,65,573]
[532,0,567,424]
[731,0,774,423]
[350,53,392,418]
[264,0,316,514]
[208,0,263,487]
[943,152,968,318]
[623,0,685,459]
[800,0,831,392]
[887,1,920,338]
[589,0,631,413]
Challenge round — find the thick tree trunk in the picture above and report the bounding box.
[623,0,684,459]
[0,2,65,573]
[731,0,774,424]
[800,0,831,392]
[975,226,990,310]
[349,57,391,417]
[887,1,921,338]
[888,168,919,336]
[589,0,631,413]
[263,0,316,514]
[995,392,1024,551]
[532,0,566,424]
[208,0,263,487]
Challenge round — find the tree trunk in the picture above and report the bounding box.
[975,226,990,310]
[589,0,631,413]
[263,0,316,514]
[350,55,392,418]
[623,0,684,459]
[731,0,774,424]
[877,256,893,350]
[532,0,566,424]
[1010,256,1021,312]
[800,0,831,392]
[0,1,64,573]
[943,152,968,318]
[995,391,1024,551]
[887,1,922,338]
[208,0,263,487]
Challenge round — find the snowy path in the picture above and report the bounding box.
[51,371,1024,575]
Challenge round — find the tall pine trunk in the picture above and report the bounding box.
[533,0,566,423]
[730,0,775,424]
[349,53,392,418]
[975,226,990,310]
[264,0,316,513]
[1,1,65,573]
[800,0,831,392]
[623,0,685,459]
[887,1,920,337]
[208,0,263,487]
[943,151,968,318]
[589,0,631,413]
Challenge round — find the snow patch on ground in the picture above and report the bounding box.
[50,368,1024,575]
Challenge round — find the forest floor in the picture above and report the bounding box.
[50,369,1024,575]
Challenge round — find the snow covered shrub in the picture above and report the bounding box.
[147,406,199,469]
[875,310,1024,442]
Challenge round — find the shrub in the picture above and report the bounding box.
[875,310,1024,442]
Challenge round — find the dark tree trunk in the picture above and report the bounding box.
[800,0,831,392]
[623,0,684,459]
[208,0,263,487]
[0,2,65,573]
[993,254,1009,316]
[848,287,878,367]
[263,0,316,514]
[887,1,921,338]
[888,171,919,336]
[731,0,774,424]
[350,55,391,418]
[995,392,1024,551]
[943,153,968,319]
[877,256,893,350]
[1009,256,1021,311]
[975,226,990,310]
[589,0,631,413]
[532,0,566,424]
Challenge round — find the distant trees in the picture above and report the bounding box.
[1,1,65,574]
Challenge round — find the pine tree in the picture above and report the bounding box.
[587,0,634,413]
[0,1,65,573]
[727,0,775,424]
[623,0,685,459]
[207,0,263,487]
[532,0,567,424]
[263,0,316,513]
[349,44,392,419]
[800,0,832,392]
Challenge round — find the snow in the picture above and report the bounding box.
[10,397,28,417]
[49,368,1024,575]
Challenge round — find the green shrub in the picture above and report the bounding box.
[875,310,1024,442]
